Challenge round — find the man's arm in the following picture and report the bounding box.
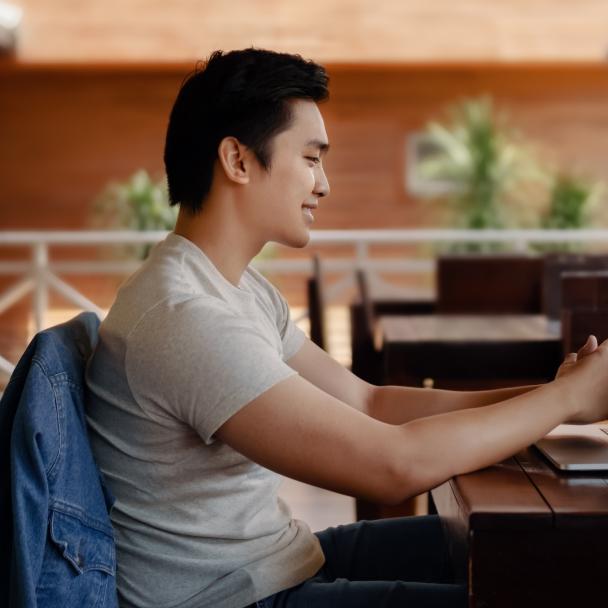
[216,342,608,505]
[287,338,539,424]
[367,382,538,425]
[368,334,598,424]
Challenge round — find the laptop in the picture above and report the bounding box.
[534,424,608,471]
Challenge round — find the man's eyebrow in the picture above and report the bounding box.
[305,139,330,154]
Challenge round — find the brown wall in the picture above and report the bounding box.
[2,61,608,233]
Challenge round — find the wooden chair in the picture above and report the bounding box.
[560,270,608,353]
[306,254,327,351]
[562,309,608,355]
[560,270,608,313]
[437,254,543,314]
[351,269,436,385]
[542,253,608,321]
[350,269,382,385]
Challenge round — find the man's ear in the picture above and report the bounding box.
[217,137,250,185]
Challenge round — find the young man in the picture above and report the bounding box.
[86,48,608,608]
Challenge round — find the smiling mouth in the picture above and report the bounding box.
[302,203,318,213]
[302,207,315,223]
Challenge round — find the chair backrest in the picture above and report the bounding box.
[560,270,608,313]
[437,254,543,314]
[350,268,384,384]
[307,254,327,351]
[557,270,608,354]
[542,253,608,320]
[351,269,435,385]
[355,268,375,344]
[562,309,608,354]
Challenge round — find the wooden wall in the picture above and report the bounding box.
[3,61,608,233]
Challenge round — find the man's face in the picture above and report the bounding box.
[246,99,330,248]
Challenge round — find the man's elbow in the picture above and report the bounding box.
[363,441,424,506]
[373,429,442,506]
[381,458,422,506]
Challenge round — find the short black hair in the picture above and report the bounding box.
[164,48,329,212]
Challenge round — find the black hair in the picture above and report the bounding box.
[164,48,329,212]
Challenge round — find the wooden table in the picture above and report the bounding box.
[357,314,563,522]
[377,314,562,389]
[431,444,608,607]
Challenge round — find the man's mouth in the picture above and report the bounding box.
[302,203,318,222]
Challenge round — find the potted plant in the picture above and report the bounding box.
[91,170,178,259]
[419,97,541,251]
[539,172,603,252]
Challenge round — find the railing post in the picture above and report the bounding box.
[513,239,528,253]
[32,242,48,332]
[355,241,368,269]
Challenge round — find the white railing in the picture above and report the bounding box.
[2,228,608,376]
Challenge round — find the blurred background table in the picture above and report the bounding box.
[377,314,562,390]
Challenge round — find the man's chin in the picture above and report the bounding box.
[277,230,311,249]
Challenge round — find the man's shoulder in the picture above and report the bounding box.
[126,292,234,341]
[104,262,230,351]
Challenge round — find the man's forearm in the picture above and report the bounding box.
[368,383,539,425]
[390,378,574,499]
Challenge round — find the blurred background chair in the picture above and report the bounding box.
[350,268,382,385]
[562,309,608,355]
[350,268,436,385]
[306,254,327,352]
[542,253,608,322]
[560,270,608,353]
[437,254,543,314]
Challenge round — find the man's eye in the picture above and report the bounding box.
[306,156,321,164]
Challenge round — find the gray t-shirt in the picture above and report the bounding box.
[85,233,324,608]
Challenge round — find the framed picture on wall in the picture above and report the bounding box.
[405,132,463,198]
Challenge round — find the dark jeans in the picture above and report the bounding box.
[257,515,467,607]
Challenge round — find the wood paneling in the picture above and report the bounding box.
[3,62,608,234]
[0,66,180,229]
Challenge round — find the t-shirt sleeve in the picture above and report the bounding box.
[125,297,299,445]
[244,265,306,361]
[272,282,306,360]
[282,319,305,360]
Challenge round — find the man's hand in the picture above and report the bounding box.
[555,334,598,380]
[559,336,608,424]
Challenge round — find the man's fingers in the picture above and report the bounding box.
[564,352,577,363]
[578,335,598,358]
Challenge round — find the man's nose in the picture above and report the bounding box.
[314,170,330,198]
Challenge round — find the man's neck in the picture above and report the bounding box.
[173,206,263,287]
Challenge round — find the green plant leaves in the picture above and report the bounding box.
[91,170,178,259]
[419,96,605,252]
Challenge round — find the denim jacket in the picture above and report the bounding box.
[0,312,118,608]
